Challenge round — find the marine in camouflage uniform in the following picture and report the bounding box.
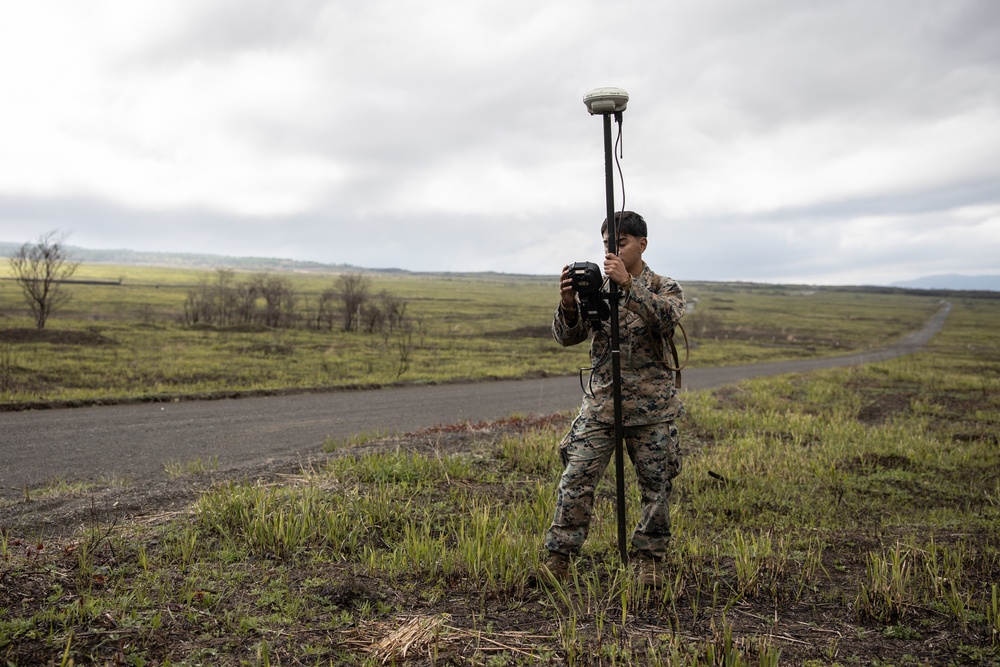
[544,213,685,562]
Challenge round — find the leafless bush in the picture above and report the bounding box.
[337,273,370,332]
[8,230,79,329]
[178,271,415,355]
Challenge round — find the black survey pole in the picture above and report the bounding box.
[602,113,629,565]
[584,87,630,564]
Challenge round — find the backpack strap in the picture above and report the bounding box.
[642,271,688,388]
[668,329,683,389]
[648,322,688,388]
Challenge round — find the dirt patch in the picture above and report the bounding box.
[313,570,395,611]
[857,391,915,425]
[1,464,278,541]
[0,327,118,346]
[843,452,913,472]
[953,431,1000,445]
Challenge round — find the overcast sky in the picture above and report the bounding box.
[1,1,998,285]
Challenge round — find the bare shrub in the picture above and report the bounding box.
[337,273,370,332]
[8,230,79,329]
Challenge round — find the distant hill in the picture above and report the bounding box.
[0,242,373,274]
[891,274,1000,292]
[3,241,997,291]
[0,242,547,281]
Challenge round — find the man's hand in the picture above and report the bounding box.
[559,265,577,309]
[604,253,630,287]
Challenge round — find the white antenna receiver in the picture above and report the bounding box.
[583,87,629,115]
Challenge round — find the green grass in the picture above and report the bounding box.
[164,455,220,479]
[2,295,999,665]
[1,265,577,404]
[1,262,951,406]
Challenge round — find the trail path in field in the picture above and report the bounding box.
[0,303,950,498]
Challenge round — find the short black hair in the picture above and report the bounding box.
[601,210,647,239]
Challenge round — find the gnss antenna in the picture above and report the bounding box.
[583,86,629,115]
[583,86,630,564]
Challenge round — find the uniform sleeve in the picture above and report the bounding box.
[552,303,590,347]
[623,273,684,333]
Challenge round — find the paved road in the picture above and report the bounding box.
[0,303,950,497]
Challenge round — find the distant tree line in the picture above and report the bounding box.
[182,269,412,336]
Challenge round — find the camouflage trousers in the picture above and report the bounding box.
[544,416,681,559]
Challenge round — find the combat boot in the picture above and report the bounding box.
[536,551,571,586]
[636,554,664,588]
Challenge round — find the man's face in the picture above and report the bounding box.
[603,232,647,274]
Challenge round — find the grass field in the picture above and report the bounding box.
[1,261,999,664]
[0,262,948,406]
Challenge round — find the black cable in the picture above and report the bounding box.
[579,334,612,398]
[613,114,626,252]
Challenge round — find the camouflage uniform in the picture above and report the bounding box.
[545,263,685,559]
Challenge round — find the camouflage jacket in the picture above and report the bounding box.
[553,263,685,426]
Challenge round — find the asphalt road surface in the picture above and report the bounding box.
[0,303,950,498]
